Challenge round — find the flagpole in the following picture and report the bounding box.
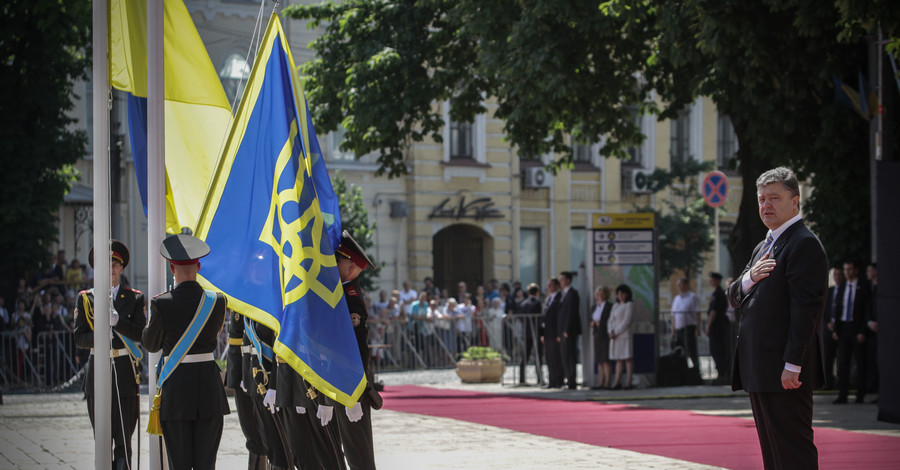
[91,0,112,468]
[147,0,166,468]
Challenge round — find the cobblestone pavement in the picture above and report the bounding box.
[0,366,895,469]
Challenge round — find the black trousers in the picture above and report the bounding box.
[708,323,732,380]
[249,390,291,467]
[835,326,867,401]
[749,389,818,470]
[276,406,346,470]
[543,337,563,387]
[334,403,376,470]
[233,385,266,456]
[560,335,579,389]
[86,392,138,463]
[161,417,223,470]
[675,326,700,369]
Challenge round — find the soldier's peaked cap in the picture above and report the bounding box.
[160,234,210,265]
[336,230,373,271]
[88,239,130,269]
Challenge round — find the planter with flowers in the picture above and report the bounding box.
[456,346,507,383]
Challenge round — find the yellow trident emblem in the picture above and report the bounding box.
[259,120,343,308]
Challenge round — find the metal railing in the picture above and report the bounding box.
[0,330,84,391]
[657,310,737,381]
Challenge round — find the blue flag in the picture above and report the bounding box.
[195,13,362,406]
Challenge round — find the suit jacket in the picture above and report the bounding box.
[707,286,729,329]
[557,287,582,337]
[824,285,841,325]
[74,286,146,396]
[143,280,229,421]
[832,279,870,336]
[591,301,612,340]
[541,292,561,338]
[726,221,828,393]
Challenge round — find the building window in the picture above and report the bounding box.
[624,106,643,167]
[670,107,691,165]
[519,228,541,287]
[573,142,593,164]
[328,125,356,162]
[717,113,738,170]
[219,53,250,106]
[569,227,585,274]
[449,120,474,160]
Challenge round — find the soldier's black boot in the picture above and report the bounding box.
[249,452,267,470]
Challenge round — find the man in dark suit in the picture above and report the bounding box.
[516,283,544,385]
[557,271,582,390]
[74,240,146,470]
[832,260,870,404]
[540,277,563,388]
[822,267,844,390]
[143,234,230,470]
[726,167,828,470]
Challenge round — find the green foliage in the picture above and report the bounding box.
[332,172,380,292]
[459,346,507,362]
[636,159,715,280]
[0,0,90,294]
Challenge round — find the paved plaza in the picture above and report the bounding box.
[0,368,896,469]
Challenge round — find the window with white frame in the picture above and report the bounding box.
[449,120,474,160]
[219,53,250,106]
[328,125,356,162]
[717,113,738,170]
[624,106,644,167]
[519,228,541,287]
[670,107,691,165]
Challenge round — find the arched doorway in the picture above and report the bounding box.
[433,224,494,295]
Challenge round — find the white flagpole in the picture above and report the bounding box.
[91,0,112,468]
[147,0,166,468]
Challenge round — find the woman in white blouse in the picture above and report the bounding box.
[608,284,634,389]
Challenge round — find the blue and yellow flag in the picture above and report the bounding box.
[194,13,362,406]
[109,0,232,233]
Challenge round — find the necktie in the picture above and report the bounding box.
[760,234,774,257]
[844,284,854,322]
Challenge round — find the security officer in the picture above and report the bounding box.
[74,240,145,470]
[332,230,381,470]
[226,310,267,470]
[142,234,230,470]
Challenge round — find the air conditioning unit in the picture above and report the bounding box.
[624,168,655,193]
[522,167,552,188]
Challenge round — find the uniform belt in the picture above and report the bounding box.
[228,337,243,346]
[241,345,251,354]
[90,348,130,358]
[164,352,214,364]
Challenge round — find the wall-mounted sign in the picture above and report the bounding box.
[428,196,504,221]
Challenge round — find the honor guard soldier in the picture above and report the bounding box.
[333,230,382,470]
[243,317,291,470]
[226,310,267,470]
[143,234,230,470]
[74,240,145,470]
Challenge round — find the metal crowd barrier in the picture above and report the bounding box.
[657,310,737,382]
[0,330,84,392]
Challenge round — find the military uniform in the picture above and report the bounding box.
[142,234,230,470]
[226,311,267,470]
[242,319,290,470]
[332,231,380,470]
[73,240,145,470]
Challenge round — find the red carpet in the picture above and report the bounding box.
[381,385,899,469]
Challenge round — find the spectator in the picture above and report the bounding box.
[65,259,85,297]
[10,300,31,328]
[398,280,417,309]
[455,295,475,352]
[422,277,441,300]
[483,297,505,351]
[408,292,430,358]
[486,279,500,301]
[590,286,613,389]
[823,267,844,390]
[670,278,702,371]
[705,272,731,385]
[515,283,543,385]
[15,316,31,380]
[372,290,389,316]
[0,297,8,332]
[474,285,487,312]
[608,284,634,389]
[454,281,468,303]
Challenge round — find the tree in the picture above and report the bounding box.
[0,0,90,299]
[332,172,380,292]
[285,0,884,273]
[636,159,715,280]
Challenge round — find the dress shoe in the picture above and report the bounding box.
[610,383,621,390]
[833,397,848,404]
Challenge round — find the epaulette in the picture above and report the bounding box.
[152,290,171,299]
[78,289,92,297]
[123,286,143,295]
[345,284,360,297]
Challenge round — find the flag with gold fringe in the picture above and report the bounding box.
[194,13,363,406]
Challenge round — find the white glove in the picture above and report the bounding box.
[109,308,120,327]
[295,406,307,415]
[263,389,277,414]
[316,404,333,426]
[240,380,247,393]
[345,402,363,422]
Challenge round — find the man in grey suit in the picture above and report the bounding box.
[727,167,828,470]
